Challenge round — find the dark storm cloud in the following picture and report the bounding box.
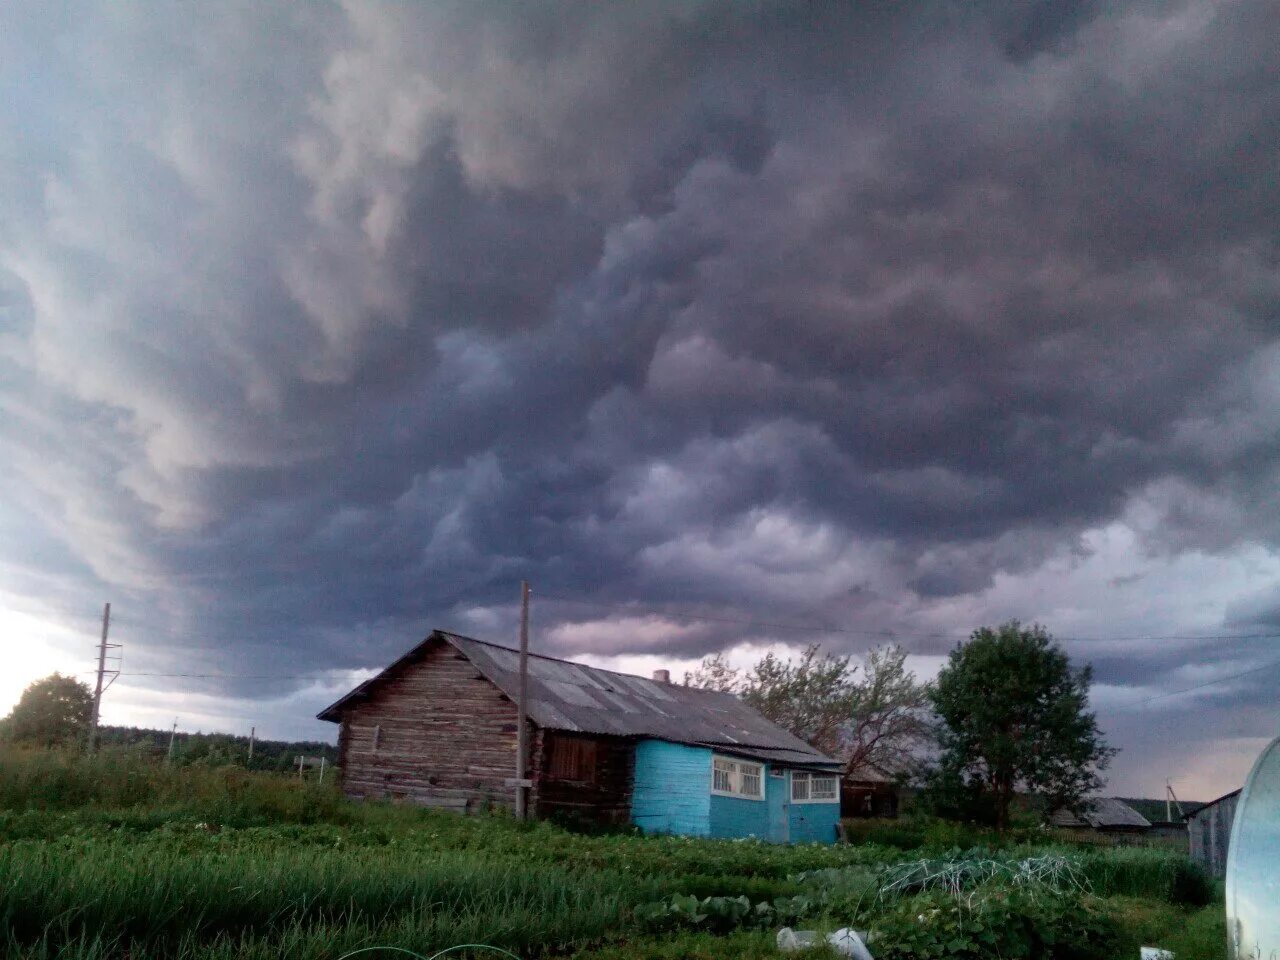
[2,0,1278,791]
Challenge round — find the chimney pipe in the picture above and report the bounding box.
[652,669,671,683]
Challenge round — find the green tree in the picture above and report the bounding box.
[686,643,932,772]
[1,673,94,747]
[928,621,1114,831]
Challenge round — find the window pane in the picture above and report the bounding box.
[792,772,810,801]
[811,775,837,800]
[740,763,762,798]
[714,757,737,793]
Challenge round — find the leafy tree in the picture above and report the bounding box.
[1,673,94,747]
[741,645,855,759]
[845,645,933,779]
[686,643,932,773]
[927,621,1114,831]
[682,651,740,693]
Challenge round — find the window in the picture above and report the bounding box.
[811,775,838,801]
[792,773,809,801]
[712,755,763,800]
[791,771,839,803]
[547,736,597,782]
[714,757,734,793]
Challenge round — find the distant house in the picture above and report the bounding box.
[842,765,899,818]
[318,630,844,843]
[1188,788,1240,878]
[1049,797,1151,834]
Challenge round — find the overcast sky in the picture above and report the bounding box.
[2,0,1277,799]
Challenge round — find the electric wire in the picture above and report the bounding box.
[81,593,1280,708]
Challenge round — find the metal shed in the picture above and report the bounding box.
[1189,788,1241,878]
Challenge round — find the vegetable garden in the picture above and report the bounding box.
[0,748,1224,959]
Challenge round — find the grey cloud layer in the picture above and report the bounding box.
[2,0,1278,792]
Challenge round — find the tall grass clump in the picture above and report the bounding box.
[0,746,347,825]
[1073,846,1215,905]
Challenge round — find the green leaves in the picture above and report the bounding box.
[870,887,1124,960]
[927,621,1114,830]
[1,674,93,748]
[633,893,818,933]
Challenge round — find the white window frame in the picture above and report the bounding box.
[791,771,840,803]
[711,755,765,801]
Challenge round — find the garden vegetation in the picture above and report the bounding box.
[0,747,1224,960]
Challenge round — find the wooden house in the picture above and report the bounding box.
[318,630,844,843]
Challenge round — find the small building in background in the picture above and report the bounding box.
[1049,797,1151,835]
[1188,788,1241,878]
[841,765,899,818]
[318,630,844,843]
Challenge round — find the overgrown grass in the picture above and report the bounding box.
[0,746,350,824]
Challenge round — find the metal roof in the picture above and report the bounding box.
[1194,787,1242,813]
[318,629,839,769]
[1049,797,1151,829]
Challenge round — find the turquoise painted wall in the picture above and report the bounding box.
[630,739,839,844]
[788,796,841,844]
[709,790,770,838]
[631,740,711,836]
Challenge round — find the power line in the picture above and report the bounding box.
[1121,657,1280,709]
[82,670,348,681]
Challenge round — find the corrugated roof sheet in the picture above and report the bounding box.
[1049,797,1151,829]
[318,629,839,769]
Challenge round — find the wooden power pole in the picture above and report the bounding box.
[88,602,118,752]
[514,580,531,819]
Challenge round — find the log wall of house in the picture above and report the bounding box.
[530,729,635,825]
[337,639,524,811]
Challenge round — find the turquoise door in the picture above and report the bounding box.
[767,769,789,843]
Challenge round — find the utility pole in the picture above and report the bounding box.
[1166,779,1172,823]
[247,726,255,764]
[166,719,178,763]
[88,602,120,753]
[514,580,531,819]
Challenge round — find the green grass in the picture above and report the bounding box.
[0,747,1227,960]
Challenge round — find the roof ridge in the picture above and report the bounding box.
[437,629,738,699]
